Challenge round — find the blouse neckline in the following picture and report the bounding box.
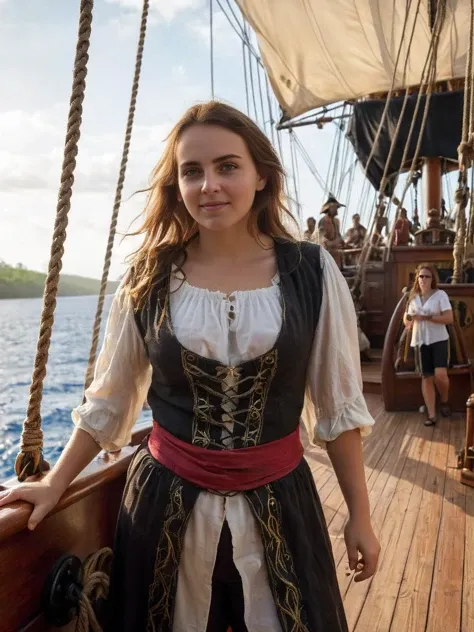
[166,242,288,369]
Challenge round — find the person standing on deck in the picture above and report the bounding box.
[403,264,453,426]
[345,213,367,249]
[0,101,379,632]
[303,215,318,243]
[318,196,345,267]
[392,208,413,246]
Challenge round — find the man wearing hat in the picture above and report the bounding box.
[318,195,345,266]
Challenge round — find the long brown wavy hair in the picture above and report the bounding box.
[408,263,440,304]
[124,100,297,308]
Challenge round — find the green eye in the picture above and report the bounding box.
[183,168,200,177]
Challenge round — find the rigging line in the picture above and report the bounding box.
[333,104,349,193]
[210,0,215,98]
[467,166,474,244]
[336,124,352,198]
[244,22,259,123]
[223,0,264,66]
[275,128,291,201]
[324,126,338,199]
[264,72,276,145]
[84,0,150,392]
[338,158,356,216]
[242,39,250,114]
[256,58,268,135]
[330,125,343,195]
[357,0,438,279]
[289,130,302,222]
[216,0,263,68]
[358,0,419,187]
[292,133,323,183]
[453,0,474,280]
[384,2,447,261]
[342,160,358,229]
[292,133,326,190]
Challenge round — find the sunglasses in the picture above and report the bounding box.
[418,274,432,279]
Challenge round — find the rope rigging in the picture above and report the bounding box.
[353,0,443,294]
[453,0,474,282]
[84,0,150,392]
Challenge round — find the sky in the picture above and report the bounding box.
[0,0,462,281]
[0,0,351,280]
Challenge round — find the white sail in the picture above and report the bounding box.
[236,0,471,118]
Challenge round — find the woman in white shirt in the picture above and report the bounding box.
[0,101,380,631]
[403,264,454,426]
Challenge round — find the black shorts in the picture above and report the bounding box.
[419,340,449,377]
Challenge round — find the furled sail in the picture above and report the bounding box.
[236,0,471,118]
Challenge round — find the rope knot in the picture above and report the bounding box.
[454,186,469,206]
[458,135,474,170]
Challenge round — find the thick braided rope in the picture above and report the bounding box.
[452,0,474,282]
[84,0,149,392]
[75,548,113,632]
[453,186,469,282]
[15,0,94,482]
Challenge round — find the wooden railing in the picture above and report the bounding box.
[0,420,154,632]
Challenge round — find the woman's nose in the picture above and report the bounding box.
[201,172,221,194]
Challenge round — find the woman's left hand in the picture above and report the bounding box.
[344,517,380,582]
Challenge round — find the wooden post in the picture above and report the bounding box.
[460,392,474,488]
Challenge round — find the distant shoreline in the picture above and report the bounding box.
[0,291,118,300]
[0,262,119,300]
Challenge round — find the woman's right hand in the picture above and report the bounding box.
[0,479,64,530]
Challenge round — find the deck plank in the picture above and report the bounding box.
[353,413,434,631]
[388,415,451,632]
[425,417,466,632]
[341,415,419,630]
[463,481,474,632]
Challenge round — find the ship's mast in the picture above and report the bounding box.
[422,157,442,222]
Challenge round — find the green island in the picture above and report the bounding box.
[0,261,119,299]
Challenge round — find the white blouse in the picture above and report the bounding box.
[407,289,452,347]
[72,246,374,631]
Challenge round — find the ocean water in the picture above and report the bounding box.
[0,294,151,481]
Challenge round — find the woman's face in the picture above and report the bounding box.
[176,124,266,232]
[418,267,433,292]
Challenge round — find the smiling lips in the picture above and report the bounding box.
[200,201,229,211]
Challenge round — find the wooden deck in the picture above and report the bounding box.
[307,393,474,632]
[361,350,382,394]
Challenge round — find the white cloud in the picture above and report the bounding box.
[0,106,171,194]
[106,0,205,23]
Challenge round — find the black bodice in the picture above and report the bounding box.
[134,240,323,448]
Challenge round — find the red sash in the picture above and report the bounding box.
[148,422,303,491]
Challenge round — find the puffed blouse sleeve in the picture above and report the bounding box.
[301,248,375,448]
[71,283,152,452]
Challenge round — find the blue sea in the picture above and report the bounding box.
[0,295,151,481]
